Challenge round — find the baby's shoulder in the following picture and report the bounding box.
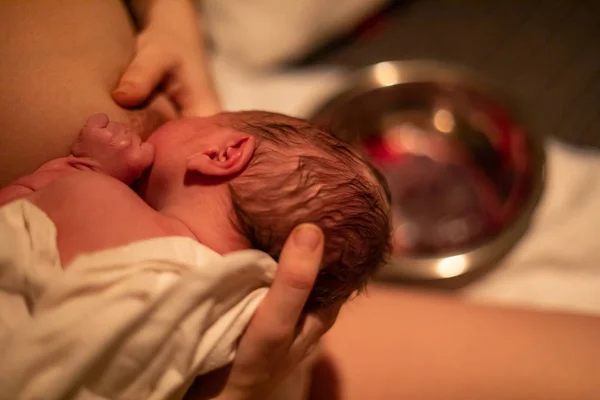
[29,170,142,210]
[27,171,166,264]
[28,171,152,235]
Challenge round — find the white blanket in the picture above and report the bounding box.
[464,141,600,315]
[0,200,276,400]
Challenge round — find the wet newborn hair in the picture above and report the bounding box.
[224,111,392,310]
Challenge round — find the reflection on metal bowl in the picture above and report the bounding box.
[308,61,546,281]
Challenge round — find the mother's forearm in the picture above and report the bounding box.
[314,285,600,400]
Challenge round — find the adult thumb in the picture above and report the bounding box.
[112,47,175,108]
[258,224,323,331]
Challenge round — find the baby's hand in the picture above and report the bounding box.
[71,114,154,184]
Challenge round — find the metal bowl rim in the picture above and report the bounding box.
[308,60,546,280]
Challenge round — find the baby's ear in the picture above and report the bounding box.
[186,135,256,177]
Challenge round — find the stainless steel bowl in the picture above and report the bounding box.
[308,60,546,281]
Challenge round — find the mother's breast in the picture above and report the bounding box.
[0,0,177,187]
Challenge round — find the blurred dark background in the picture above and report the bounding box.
[298,0,600,148]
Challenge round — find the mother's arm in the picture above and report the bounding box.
[312,285,600,400]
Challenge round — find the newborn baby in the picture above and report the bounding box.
[0,111,391,309]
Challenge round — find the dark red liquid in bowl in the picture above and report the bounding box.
[361,135,500,255]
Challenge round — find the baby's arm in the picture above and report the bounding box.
[0,114,153,205]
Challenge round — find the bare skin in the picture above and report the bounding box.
[0,0,176,187]
[312,285,600,400]
[0,113,261,265]
[0,0,221,188]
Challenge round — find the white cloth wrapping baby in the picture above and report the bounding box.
[0,200,277,400]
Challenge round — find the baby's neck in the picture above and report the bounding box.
[152,212,198,240]
[153,194,251,255]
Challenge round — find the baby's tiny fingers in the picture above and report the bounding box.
[105,121,129,146]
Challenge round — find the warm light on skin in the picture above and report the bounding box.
[373,63,400,87]
[433,109,455,134]
[436,255,468,278]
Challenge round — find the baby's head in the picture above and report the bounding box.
[144,111,391,309]
[226,111,391,308]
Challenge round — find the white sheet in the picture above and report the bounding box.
[201,0,388,70]
[464,141,600,315]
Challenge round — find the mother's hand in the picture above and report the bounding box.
[113,0,221,118]
[187,224,340,400]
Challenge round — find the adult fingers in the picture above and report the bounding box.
[112,44,176,108]
[235,224,324,366]
[167,58,221,118]
[216,225,325,396]
[290,301,342,360]
[260,224,324,333]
